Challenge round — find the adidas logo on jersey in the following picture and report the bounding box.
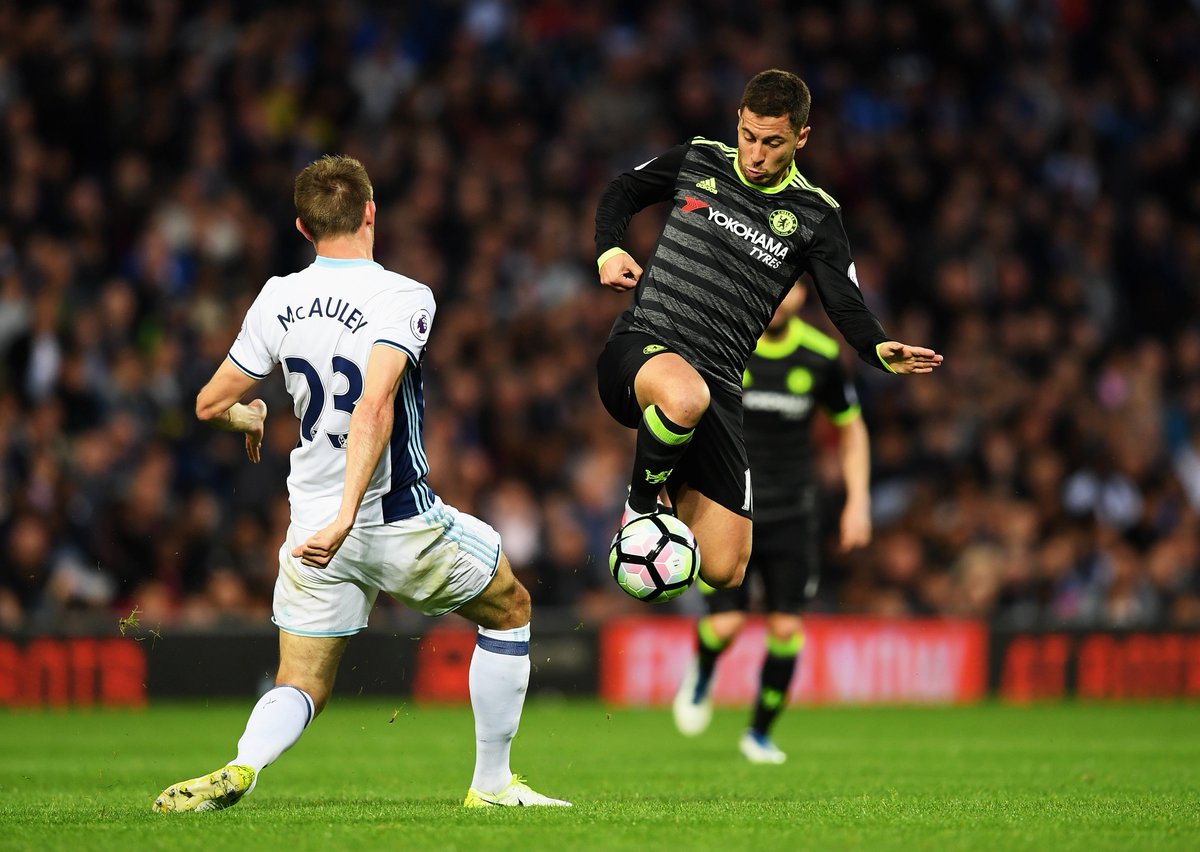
[695,177,718,193]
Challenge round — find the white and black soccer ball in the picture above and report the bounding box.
[609,513,700,603]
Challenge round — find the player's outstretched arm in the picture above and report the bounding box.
[875,342,943,375]
[292,344,409,569]
[195,359,268,463]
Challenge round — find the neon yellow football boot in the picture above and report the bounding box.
[464,774,571,807]
[152,764,257,813]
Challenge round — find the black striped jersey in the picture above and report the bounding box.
[742,317,860,521]
[595,138,887,395]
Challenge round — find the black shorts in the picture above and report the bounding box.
[596,331,752,518]
[705,500,819,615]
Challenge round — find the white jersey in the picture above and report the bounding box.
[228,256,436,529]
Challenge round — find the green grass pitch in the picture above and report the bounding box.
[1,700,1197,851]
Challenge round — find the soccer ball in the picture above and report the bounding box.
[609,513,700,603]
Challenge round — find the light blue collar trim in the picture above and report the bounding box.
[314,256,381,269]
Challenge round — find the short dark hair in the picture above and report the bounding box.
[294,155,373,241]
[739,70,811,132]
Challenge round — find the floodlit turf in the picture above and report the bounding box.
[1,700,1197,851]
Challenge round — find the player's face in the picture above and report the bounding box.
[736,109,809,187]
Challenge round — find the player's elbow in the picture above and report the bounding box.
[195,393,223,423]
[349,396,396,444]
[354,394,395,428]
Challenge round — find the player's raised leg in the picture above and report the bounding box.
[456,553,570,807]
[623,353,707,522]
[153,632,346,812]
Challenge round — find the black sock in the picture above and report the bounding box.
[694,617,730,700]
[751,633,802,737]
[629,405,694,513]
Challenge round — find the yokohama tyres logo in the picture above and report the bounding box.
[681,196,790,268]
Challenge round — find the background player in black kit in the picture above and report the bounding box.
[672,282,872,763]
[595,69,940,591]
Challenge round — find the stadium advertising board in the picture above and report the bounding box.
[7,625,1200,706]
[0,628,595,706]
[0,637,146,707]
[993,630,1200,701]
[599,616,987,705]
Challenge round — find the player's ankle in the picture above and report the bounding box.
[626,494,657,515]
[470,773,512,795]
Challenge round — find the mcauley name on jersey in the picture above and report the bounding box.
[276,297,371,334]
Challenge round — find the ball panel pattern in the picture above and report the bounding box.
[608,513,700,603]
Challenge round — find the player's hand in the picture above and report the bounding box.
[292,521,352,569]
[244,399,267,463]
[877,342,943,374]
[599,252,642,292]
[839,499,872,552]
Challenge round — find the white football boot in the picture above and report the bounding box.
[739,730,787,764]
[672,658,713,737]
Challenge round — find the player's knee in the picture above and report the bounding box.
[495,578,531,629]
[709,610,747,639]
[767,614,802,640]
[657,381,710,428]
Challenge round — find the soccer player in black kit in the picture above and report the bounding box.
[672,282,871,763]
[595,69,940,592]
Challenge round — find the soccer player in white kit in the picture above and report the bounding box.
[153,155,569,811]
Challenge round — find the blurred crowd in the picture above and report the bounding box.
[2,0,1200,633]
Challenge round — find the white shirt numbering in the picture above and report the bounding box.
[228,256,437,529]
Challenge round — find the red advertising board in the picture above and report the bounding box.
[412,627,477,702]
[0,637,147,707]
[996,631,1200,701]
[600,616,987,706]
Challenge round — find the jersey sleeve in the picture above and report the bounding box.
[227,280,280,380]
[594,144,688,260]
[804,210,890,372]
[370,287,436,363]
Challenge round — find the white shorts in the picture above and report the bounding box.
[272,499,501,637]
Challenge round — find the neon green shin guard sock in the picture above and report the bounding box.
[751,633,803,736]
[628,405,693,514]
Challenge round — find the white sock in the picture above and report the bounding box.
[232,684,315,774]
[469,624,531,793]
